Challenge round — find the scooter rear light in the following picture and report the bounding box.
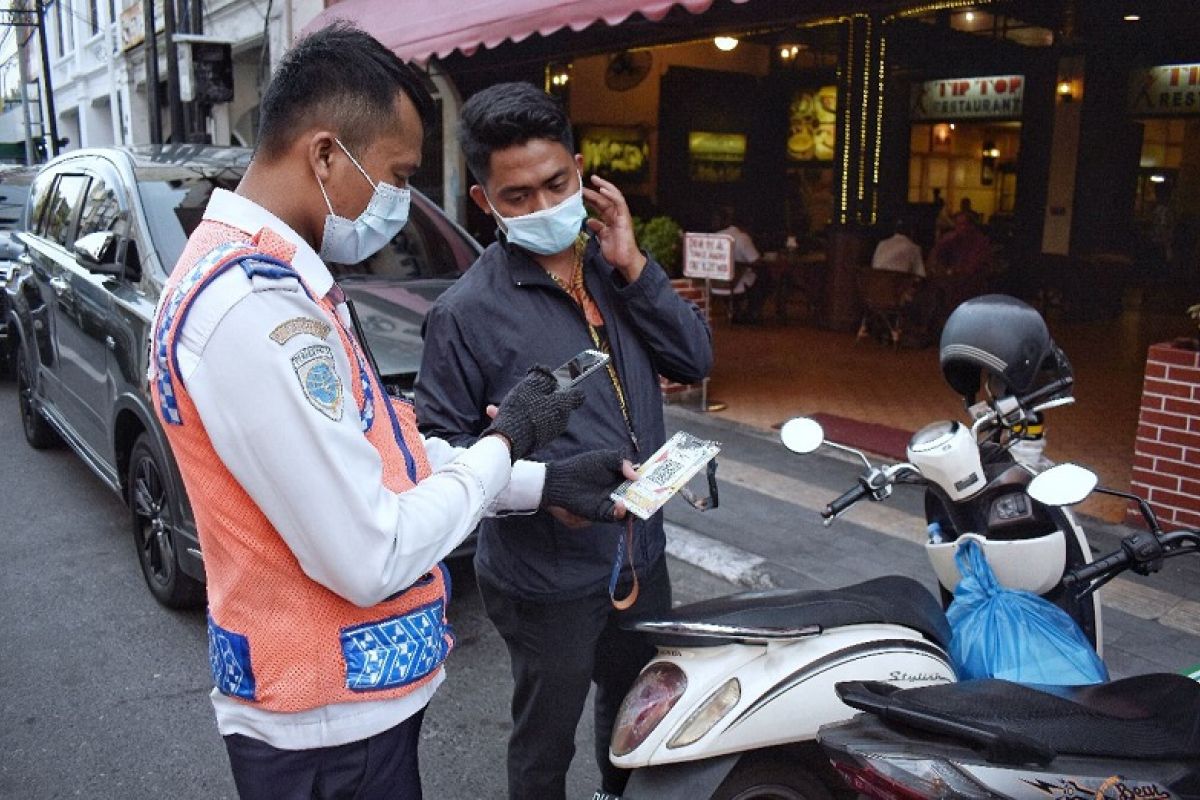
[667,678,740,749]
[610,663,687,757]
[829,753,1001,800]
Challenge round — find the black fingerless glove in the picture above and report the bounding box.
[542,449,628,522]
[485,365,584,462]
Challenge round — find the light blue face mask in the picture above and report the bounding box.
[316,138,411,264]
[488,175,586,256]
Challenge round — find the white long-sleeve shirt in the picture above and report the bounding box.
[173,189,544,749]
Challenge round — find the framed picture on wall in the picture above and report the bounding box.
[579,125,651,184]
[787,85,837,162]
[688,131,746,183]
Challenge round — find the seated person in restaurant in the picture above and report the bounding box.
[713,206,771,324]
[871,218,925,278]
[929,211,992,277]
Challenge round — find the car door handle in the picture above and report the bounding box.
[49,276,69,297]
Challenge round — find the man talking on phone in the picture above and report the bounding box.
[415,82,713,800]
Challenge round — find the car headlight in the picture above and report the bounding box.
[610,662,687,757]
[667,678,740,749]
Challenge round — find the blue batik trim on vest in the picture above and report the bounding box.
[208,613,257,701]
[380,387,419,483]
[340,599,453,692]
[154,241,251,425]
[353,349,375,434]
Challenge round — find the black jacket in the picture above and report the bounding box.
[415,235,713,601]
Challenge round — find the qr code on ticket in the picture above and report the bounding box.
[611,431,720,520]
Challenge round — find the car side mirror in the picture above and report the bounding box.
[72,231,123,276]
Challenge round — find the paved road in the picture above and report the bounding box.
[0,380,733,799]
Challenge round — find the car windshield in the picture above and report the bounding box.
[136,165,244,269]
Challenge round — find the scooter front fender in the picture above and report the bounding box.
[622,753,741,800]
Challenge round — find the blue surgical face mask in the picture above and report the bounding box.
[316,138,411,264]
[487,175,586,256]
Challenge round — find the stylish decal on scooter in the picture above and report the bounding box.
[1021,776,1173,800]
[887,670,952,683]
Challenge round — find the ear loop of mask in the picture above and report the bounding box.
[316,138,381,217]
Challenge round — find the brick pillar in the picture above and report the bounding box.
[660,278,709,403]
[1129,342,1200,528]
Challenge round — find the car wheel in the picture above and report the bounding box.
[16,346,59,449]
[129,432,204,609]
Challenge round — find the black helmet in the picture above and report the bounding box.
[939,295,1071,402]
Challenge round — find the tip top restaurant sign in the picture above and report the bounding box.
[911,75,1025,121]
[1131,64,1200,116]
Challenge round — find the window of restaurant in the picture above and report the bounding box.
[1128,63,1200,273]
[905,74,1026,246]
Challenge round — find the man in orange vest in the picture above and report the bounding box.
[150,23,634,799]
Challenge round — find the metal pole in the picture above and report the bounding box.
[145,0,162,143]
[34,0,60,158]
[162,0,185,142]
[16,29,36,163]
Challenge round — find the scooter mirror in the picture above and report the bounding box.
[1027,463,1098,507]
[780,417,825,454]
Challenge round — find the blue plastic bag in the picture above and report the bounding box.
[946,540,1108,685]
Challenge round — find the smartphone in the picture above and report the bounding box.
[552,349,610,389]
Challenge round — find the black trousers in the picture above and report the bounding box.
[223,707,425,800]
[478,558,672,800]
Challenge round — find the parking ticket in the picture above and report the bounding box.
[611,431,720,520]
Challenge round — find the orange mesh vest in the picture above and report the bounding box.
[149,221,450,713]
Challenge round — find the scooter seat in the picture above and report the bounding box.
[848,674,1200,761]
[632,575,950,649]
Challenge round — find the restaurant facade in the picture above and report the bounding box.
[308,0,1200,330]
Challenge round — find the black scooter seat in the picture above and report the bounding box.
[630,575,950,649]
[845,674,1200,762]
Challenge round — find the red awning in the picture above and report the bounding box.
[305,0,752,62]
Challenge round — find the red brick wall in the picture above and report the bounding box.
[1130,342,1200,528]
[660,279,710,402]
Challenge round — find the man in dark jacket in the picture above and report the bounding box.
[415,82,712,800]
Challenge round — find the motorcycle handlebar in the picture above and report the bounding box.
[1062,548,1130,587]
[822,481,870,520]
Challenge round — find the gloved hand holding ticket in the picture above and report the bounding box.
[610,431,720,520]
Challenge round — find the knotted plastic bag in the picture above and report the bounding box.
[946,539,1108,685]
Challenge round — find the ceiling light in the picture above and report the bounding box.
[714,36,739,52]
[964,11,975,22]
[1150,174,1166,183]
[1123,13,1140,21]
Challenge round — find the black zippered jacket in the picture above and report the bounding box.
[415,235,713,602]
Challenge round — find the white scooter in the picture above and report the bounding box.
[612,376,1101,799]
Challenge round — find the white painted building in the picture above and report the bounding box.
[7,0,323,156]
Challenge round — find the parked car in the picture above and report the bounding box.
[0,165,38,373]
[7,146,480,608]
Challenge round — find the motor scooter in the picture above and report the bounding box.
[612,374,1100,800]
[818,462,1200,800]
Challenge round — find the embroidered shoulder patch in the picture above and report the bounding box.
[292,344,343,421]
[270,317,332,345]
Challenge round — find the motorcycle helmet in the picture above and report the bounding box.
[939,295,1072,404]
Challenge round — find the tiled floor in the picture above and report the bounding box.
[698,291,1192,523]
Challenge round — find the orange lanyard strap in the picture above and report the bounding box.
[608,516,640,610]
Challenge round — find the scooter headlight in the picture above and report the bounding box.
[667,678,740,749]
[611,663,687,757]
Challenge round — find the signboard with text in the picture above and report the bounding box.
[1131,64,1200,116]
[683,233,734,281]
[910,75,1025,121]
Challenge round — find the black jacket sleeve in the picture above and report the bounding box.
[415,302,488,448]
[611,255,714,385]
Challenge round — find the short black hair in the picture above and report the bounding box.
[459,82,573,184]
[256,23,435,161]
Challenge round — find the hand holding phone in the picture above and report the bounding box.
[552,349,610,389]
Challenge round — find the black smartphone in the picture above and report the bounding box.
[552,349,610,389]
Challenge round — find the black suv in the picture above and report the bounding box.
[8,146,479,608]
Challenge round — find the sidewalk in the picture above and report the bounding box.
[660,404,1200,681]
